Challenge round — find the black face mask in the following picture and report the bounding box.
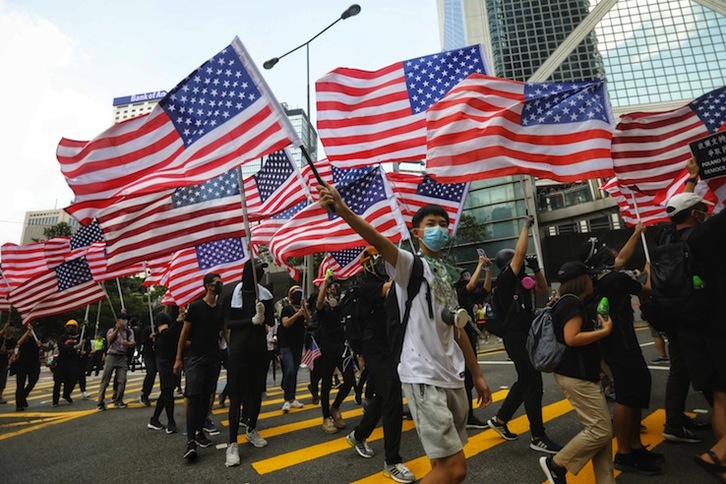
[211,281,223,295]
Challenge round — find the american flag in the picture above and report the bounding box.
[600,178,670,227]
[315,247,367,284]
[300,158,333,202]
[97,170,247,273]
[1,239,71,290]
[160,237,248,307]
[612,86,726,194]
[142,255,174,288]
[244,148,310,218]
[85,242,147,282]
[316,44,491,167]
[269,166,408,265]
[650,170,726,215]
[56,37,298,202]
[0,274,10,311]
[301,337,322,370]
[385,172,469,234]
[8,256,105,323]
[0,296,9,312]
[426,74,615,183]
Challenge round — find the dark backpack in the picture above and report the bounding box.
[486,283,525,338]
[339,285,372,355]
[526,294,575,373]
[385,256,431,362]
[644,228,707,330]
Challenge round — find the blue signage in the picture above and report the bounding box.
[112,90,168,106]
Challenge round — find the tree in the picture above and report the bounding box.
[33,222,73,242]
[453,214,487,244]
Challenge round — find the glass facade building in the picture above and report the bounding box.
[594,0,726,108]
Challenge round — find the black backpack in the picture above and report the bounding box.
[486,282,525,338]
[339,285,372,355]
[385,256,431,362]
[643,228,707,330]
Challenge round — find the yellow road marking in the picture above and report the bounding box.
[0,409,96,441]
[251,390,510,475]
[351,398,574,483]
[565,408,666,483]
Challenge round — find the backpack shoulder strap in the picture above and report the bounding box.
[401,256,432,328]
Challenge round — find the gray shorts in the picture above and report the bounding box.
[402,383,468,459]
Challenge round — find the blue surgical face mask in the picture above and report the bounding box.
[421,226,450,252]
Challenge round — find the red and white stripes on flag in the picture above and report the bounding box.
[316,44,491,168]
[159,238,249,308]
[426,74,615,183]
[600,178,670,227]
[650,170,725,215]
[612,86,726,195]
[8,258,105,323]
[301,337,322,370]
[56,37,298,202]
[314,247,367,284]
[1,239,70,291]
[85,242,147,282]
[385,172,469,234]
[269,166,408,265]
[300,158,333,202]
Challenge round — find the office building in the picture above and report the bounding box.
[20,209,80,245]
[112,90,168,124]
[437,0,726,272]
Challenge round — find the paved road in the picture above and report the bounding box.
[0,326,714,483]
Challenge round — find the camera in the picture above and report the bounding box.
[442,307,469,328]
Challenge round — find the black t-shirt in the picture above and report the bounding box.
[277,304,306,349]
[552,294,601,382]
[359,279,389,356]
[17,338,41,368]
[590,270,642,362]
[317,304,344,357]
[56,334,80,366]
[494,266,534,339]
[0,336,15,362]
[222,288,274,356]
[184,298,223,358]
[156,321,182,361]
[140,326,155,358]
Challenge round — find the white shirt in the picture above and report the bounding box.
[387,248,466,389]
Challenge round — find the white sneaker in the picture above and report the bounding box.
[291,399,304,409]
[281,401,291,413]
[246,428,268,448]
[225,442,240,467]
[384,462,416,483]
[81,391,89,400]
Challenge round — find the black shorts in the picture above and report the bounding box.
[183,355,220,398]
[680,323,726,392]
[607,354,651,409]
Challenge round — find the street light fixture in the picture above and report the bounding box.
[262,4,361,293]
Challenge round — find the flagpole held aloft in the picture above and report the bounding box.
[236,167,259,301]
[143,262,156,332]
[95,300,102,335]
[115,278,125,310]
[629,191,651,263]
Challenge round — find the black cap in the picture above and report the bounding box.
[557,261,593,282]
[117,311,130,321]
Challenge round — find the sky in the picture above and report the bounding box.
[0,0,441,245]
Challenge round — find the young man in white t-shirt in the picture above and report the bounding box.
[319,184,492,483]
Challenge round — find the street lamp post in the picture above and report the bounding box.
[263,4,361,294]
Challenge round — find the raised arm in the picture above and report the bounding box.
[614,223,644,270]
[510,216,534,275]
[318,182,399,268]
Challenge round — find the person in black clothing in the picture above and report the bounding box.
[139,323,158,407]
[661,175,726,481]
[540,261,615,484]
[221,259,274,467]
[53,320,82,406]
[174,273,224,461]
[487,218,562,455]
[579,233,661,475]
[0,322,16,404]
[148,310,181,434]
[76,329,91,400]
[316,276,355,434]
[455,254,492,429]
[345,247,415,482]
[14,325,44,411]
[278,285,310,412]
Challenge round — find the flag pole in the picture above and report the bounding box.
[143,262,156,332]
[236,166,259,301]
[629,191,651,263]
[519,176,546,278]
[95,300,102,335]
[115,278,125,310]
[100,282,118,320]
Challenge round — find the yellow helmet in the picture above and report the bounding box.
[65,319,79,327]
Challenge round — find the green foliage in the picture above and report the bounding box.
[33,222,73,242]
[453,214,486,244]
